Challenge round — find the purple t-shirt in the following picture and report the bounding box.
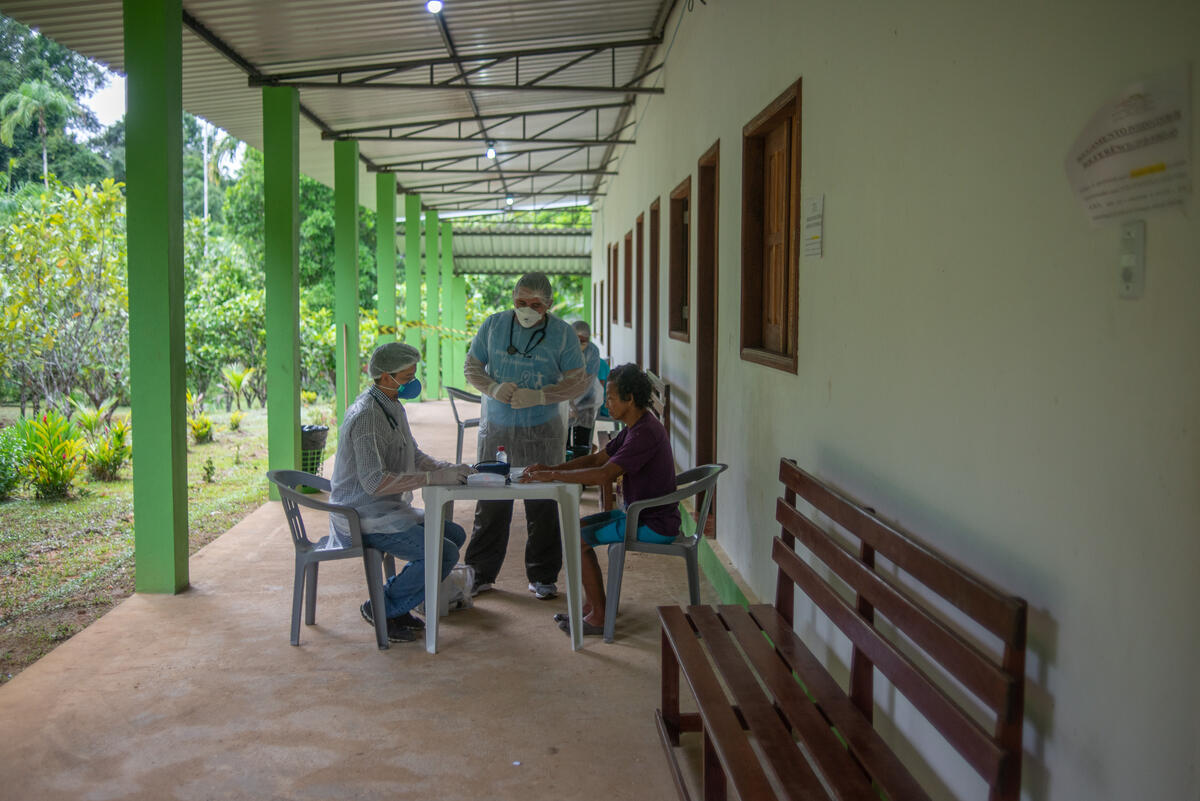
[605,412,680,538]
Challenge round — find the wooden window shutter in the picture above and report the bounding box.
[762,119,790,354]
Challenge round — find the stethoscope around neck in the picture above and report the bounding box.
[507,310,548,357]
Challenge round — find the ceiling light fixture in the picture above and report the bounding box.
[485,144,496,160]
[505,194,514,206]
[425,0,443,14]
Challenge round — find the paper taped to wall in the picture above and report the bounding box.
[1064,65,1192,226]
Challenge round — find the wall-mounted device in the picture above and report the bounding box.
[1119,220,1145,299]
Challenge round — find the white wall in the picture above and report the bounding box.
[592,1,1200,799]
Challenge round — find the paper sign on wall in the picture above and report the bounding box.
[1064,66,1192,226]
[803,194,824,258]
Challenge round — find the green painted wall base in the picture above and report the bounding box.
[680,503,752,607]
[698,537,750,607]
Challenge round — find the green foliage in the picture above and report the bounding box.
[228,409,244,431]
[69,396,115,437]
[224,147,379,308]
[300,390,317,406]
[0,424,25,499]
[185,389,205,417]
[183,218,263,398]
[0,178,128,413]
[461,272,589,330]
[201,456,215,483]
[188,414,214,445]
[16,410,85,499]
[182,115,237,226]
[86,416,130,481]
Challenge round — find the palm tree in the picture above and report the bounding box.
[0,79,79,189]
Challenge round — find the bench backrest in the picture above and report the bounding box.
[774,458,1026,801]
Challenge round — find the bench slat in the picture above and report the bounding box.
[659,605,777,800]
[772,539,1008,783]
[777,498,1017,714]
[778,460,1025,644]
[717,605,891,801]
[744,604,936,801]
[687,605,829,801]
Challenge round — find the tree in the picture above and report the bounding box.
[224,147,379,310]
[0,16,110,189]
[88,119,124,184]
[0,178,129,415]
[0,79,78,188]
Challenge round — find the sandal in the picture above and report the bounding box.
[557,617,604,636]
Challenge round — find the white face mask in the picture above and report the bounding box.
[514,307,543,328]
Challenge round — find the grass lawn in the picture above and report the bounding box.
[0,402,338,684]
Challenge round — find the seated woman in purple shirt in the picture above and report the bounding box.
[523,364,679,635]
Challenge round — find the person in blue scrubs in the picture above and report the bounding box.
[462,272,591,599]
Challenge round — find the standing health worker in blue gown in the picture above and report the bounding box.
[462,272,591,599]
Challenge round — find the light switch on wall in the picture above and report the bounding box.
[1119,220,1145,299]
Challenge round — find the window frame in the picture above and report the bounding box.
[623,230,633,328]
[668,176,691,343]
[740,77,802,374]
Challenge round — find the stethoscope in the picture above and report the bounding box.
[507,310,547,357]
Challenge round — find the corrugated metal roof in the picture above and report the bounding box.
[0,0,677,212]
[396,222,591,275]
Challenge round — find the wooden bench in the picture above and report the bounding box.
[656,458,1027,801]
[598,369,671,511]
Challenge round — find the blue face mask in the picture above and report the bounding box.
[396,378,422,400]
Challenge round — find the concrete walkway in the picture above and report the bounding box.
[0,400,711,801]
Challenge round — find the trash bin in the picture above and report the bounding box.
[300,424,329,475]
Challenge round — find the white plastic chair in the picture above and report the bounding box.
[446,387,481,463]
[266,470,397,650]
[602,463,728,642]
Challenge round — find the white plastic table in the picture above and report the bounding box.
[419,480,584,654]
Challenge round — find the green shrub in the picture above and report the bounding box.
[300,390,317,406]
[18,411,86,499]
[229,410,244,431]
[202,456,216,483]
[0,425,27,500]
[186,389,205,417]
[70,397,115,440]
[87,417,132,481]
[188,414,214,444]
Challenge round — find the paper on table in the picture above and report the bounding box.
[466,473,506,487]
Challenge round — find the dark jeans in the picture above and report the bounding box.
[363,521,467,618]
[466,499,562,585]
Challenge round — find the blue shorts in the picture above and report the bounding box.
[579,509,675,546]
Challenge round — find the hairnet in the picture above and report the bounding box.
[572,320,592,337]
[368,342,421,379]
[513,271,553,306]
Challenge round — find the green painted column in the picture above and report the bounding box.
[334,139,359,424]
[439,221,454,397]
[451,275,468,390]
[424,208,441,400]
[582,274,592,327]
[123,0,187,593]
[263,86,300,500]
[376,173,397,344]
[403,194,423,395]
